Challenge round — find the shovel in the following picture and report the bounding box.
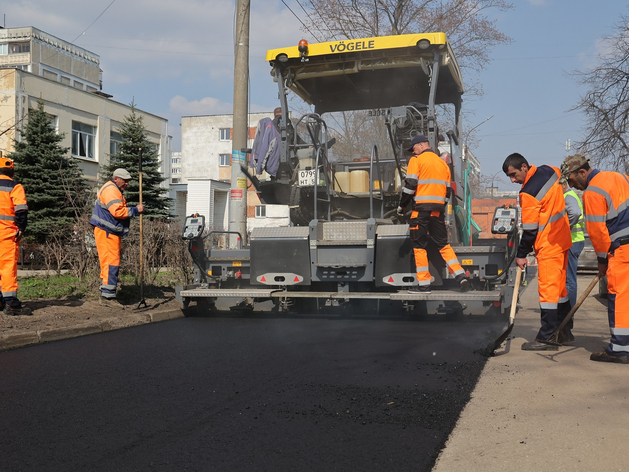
[485,266,523,355]
[547,274,601,344]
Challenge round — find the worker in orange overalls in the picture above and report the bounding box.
[90,168,144,304]
[0,157,31,315]
[503,153,572,350]
[397,135,470,293]
[561,154,629,364]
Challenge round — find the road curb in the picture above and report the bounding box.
[0,309,184,352]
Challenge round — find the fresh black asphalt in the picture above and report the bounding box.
[0,310,504,471]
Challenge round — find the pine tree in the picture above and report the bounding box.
[102,103,172,219]
[8,100,91,243]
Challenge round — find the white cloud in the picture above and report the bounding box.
[169,95,233,116]
[4,0,336,149]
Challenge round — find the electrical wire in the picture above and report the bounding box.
[280,0,321,42]
[294,0,330,41]
[71,0,117,44]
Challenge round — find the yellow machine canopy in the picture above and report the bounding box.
[266,33,464,114]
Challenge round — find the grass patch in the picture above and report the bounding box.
[18,271,187,301]
[18,274,91,300]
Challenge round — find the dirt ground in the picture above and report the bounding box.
[0,293,182,337]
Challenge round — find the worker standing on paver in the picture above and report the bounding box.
[503,153,572,350]
[90,168,144,305]
[0,157,31,316]
[561,154,629,364]
[561,176,585,308]
[397,135,470,293]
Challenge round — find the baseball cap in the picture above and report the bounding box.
[407,134,429,152]
[560,154,588,180]
[113,168,132,180]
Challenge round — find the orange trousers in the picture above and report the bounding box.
[535,249,570,340]
[0,230,19,301]
[410,209,465,286]
[606,245,629,354]
[94,226,121,298]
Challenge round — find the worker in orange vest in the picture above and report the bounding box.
[90,168,144,304]
[503,153,572,350]
[0,157,31,315]
[561,154,629,364]
[397,135,470,293]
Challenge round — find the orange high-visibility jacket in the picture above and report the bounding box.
[89,180,138,236]
[517,165,571,258]
[0,175,28,234]
[582,170,629,261]
[399,149,450,211]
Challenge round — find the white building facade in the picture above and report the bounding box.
[0,26,171,186]
[175,112,288,231]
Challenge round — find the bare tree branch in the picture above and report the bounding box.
[572,13,629,171]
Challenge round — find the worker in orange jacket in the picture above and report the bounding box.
[0,157,31,315]
[561,154,629,364]
[503,153,572,350]
[397,135,470,293]
[90,168,144,304]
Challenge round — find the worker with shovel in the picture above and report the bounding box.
[90,168,145,306]
[503,153,572,351]
[561,154,629,364]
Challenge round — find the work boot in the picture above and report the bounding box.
[521,339,558,351]
[409,286,430,294]
[455,274,470,292]
[4,304,33,316]
[590,351,629,364]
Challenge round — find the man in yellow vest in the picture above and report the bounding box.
[561,176,585,309]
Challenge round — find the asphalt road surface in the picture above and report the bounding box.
[0,309,505,472]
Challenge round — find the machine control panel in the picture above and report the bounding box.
[182,215,205,240]
[491,206,517,234]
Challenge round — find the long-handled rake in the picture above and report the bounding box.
[136,148,148,310]
[547,274,601,344]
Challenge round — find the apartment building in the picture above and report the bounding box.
[177,112,289,230]
[0,26,171,184]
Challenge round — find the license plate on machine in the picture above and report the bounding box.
[298,169,320,187]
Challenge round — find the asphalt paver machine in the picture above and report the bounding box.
[176,33,520,316]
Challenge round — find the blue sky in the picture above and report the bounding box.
[4,0,627,189]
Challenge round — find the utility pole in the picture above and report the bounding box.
[229,0,250,248]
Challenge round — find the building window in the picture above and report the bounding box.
[219,154,230,166]
[0,44,7,55]
[42,69,58,81]
[255,205,266,218]
[47,114,58,132]
[171,157,181,164]
[219,128,231,141]
[72,121,95,159]
[110,131,123,156]
[171,178,180,184]
[74,80,84,90]
[172,168,182,174]
[60,76,71,85]
[9,43,30,54]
